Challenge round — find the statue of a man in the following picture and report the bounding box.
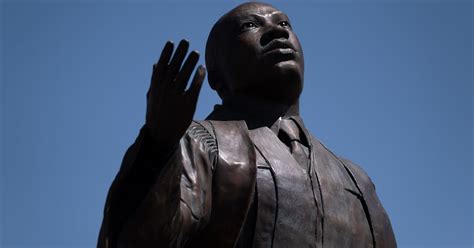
[98,2,396,248]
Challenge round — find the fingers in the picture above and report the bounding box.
[156,41,174,71]
[188,65,206,98]
[164,40,189,83]
[150,39,203,98]
[174,51,200,92]
[149,41,174,97]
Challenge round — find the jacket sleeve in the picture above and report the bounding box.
[98,121,217,248]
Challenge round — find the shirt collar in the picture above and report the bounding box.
[206,94,305,131]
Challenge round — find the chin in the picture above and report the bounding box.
[271,60,303,84]
[265,62,303,104]
[268,58,303,77]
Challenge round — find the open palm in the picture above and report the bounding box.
[145,40,206,150]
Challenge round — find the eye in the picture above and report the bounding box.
[279,21,291,28]
[240,22,257,31]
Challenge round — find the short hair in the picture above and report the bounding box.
[205,2,275,99]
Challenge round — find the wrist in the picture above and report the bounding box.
[143,125,179,156]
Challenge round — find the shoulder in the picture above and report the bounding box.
[187,120,252,168]
[307,134,396,246]
[194,119,250,142]
[187,120,247,147]
[338,156,397,247]
[307,134,375,190]
[186,121,218,153]
[338,156,377,191]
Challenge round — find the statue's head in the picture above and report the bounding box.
[206,2,304,105]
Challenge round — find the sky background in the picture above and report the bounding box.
[1,0,473,247]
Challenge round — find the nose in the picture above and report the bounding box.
[260,24,290,47]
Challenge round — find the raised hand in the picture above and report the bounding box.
[145,40,206,151]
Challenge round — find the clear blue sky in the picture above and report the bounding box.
[1,0,472,247]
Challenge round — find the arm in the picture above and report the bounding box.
[98,123,216,248]
[98,40,209,248]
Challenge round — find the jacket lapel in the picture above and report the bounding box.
[249,127,318,248]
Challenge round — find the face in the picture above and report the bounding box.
[213,2,305,104]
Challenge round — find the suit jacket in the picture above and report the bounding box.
[98,105,396,248]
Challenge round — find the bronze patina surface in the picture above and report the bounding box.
[98,2,396,247]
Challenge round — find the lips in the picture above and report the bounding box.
[262,39,297,64]
[262,38,296,55]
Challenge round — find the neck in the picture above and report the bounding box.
[207,93,300,129]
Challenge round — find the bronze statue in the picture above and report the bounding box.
[98,2,396,247]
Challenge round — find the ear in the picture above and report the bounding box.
[208,70,228,99]
[208,69,220,91]
[208,69,228,92]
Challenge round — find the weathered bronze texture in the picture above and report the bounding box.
[98,2,396,247]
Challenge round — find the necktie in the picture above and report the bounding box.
[277,118,309,170]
